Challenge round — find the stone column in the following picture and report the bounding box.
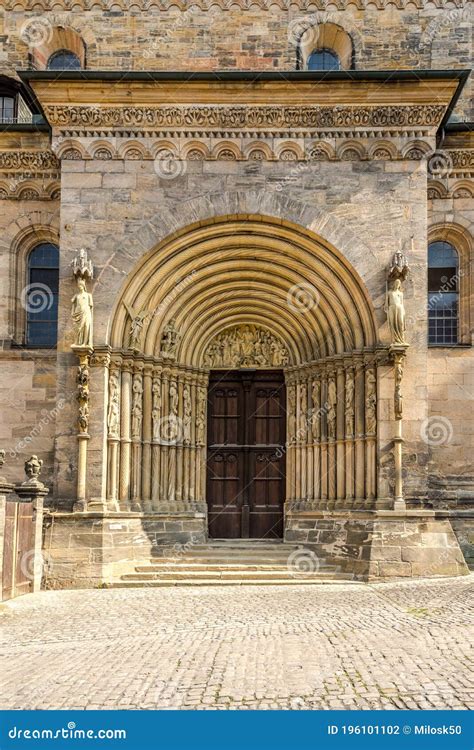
[391,346,409,510]
[71,345,93,512]
[106,359,121,511]
[141,363,153,512]
[344,363,355,507]
[364,361,377,505]
[335,364,345,506]
[353,358,365,506]
[119,360,133,509]
[151,368,163,509]
[88,348,111,511]
[130,365,144,511]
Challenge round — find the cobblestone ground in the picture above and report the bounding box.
[0,577,473,710]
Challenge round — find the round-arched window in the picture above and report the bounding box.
[26,243,59,347]
[428,241,459,345]
[47,50,82,71]
[307,49,341,71]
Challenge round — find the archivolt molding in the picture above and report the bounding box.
[110,215,378,366]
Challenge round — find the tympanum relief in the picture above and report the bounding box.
[203,325,289,369]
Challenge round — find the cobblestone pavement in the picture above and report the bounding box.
[0,577,473,710]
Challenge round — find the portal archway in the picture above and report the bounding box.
[106,216,380,532]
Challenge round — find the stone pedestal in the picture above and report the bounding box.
[42,510,207,589]
[15,482,49,593]
[285,508,469,581]
[0,479,15,600]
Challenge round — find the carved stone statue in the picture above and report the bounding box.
[131,376,143,439]
[345,371,355,438]
[310,379,321,441]
[365,368,377,435]
[124,302,152,351]
[107,371,120,438]
[183,385,192,445]
[394,356,404,420]
[203,324,288,369]
[288,385,296,440]
[327,378,337,440]
[71,278,93,348]
[299,384,308,439]
[152,378,162,440]
[24,455,43,486]
[196,387,206,446]
[385,278,407,346]
[160,319,180,360]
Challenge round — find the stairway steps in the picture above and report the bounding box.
[136,562,336,572]
[122,569,344,581]
[111,577,356,588]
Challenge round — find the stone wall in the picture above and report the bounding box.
[0,5,472,120]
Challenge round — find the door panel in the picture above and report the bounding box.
[207,370,286,539]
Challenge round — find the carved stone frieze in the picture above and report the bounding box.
[0,151,59,171]
[44,104,445,131]
[2,0,465,8]
[203,324,289,369]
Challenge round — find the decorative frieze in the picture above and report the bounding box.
[45,104,445,131]
[2,0,465,8]
[0,150,59,171]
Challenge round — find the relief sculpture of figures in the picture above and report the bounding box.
[183,385,192,445]
[124,302,152,351]
[394,356,404,420]
[365,368,377,435]
[299,383,308,440]
[203,324,289,369]
[71,278,93,348]
[345,371,355,438]
[152,377,162,440]
[288,385,296,441]
[310,379,321,441]
[107,371,120,438]
[160,319,180,360]
[196,387,206,446]
[131,376,143,439]
[326,378,337,440]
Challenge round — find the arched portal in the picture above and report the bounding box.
[106,215,380,539]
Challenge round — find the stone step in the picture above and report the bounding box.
[110,576,356,588]
[148,555,317,565]
[121,569,347,581]
[137,561,335,572]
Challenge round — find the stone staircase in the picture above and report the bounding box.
[111,540,355,587]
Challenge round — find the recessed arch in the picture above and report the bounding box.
[110,215,378,366]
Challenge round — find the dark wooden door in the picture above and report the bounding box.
[207,370,286,539]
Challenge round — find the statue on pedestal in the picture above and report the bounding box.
[71,278,93,348]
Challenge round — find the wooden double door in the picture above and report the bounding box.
[206,370,286,539]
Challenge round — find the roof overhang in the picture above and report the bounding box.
[20,70,469,133]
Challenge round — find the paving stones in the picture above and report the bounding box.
[0,575,472,710]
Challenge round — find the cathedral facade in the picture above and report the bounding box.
[0,0,472,588]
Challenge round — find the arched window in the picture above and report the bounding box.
[26,243,59,348]
[307,49,341,71]
[47,50,82,71]
[428,241,459,345]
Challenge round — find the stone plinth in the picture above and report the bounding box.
[43,510,207,589]
[284,508,469,581]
